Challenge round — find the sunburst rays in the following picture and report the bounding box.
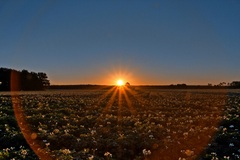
[94,85,145,128]
[101,87,118,114]
[118,87,123,124]
[96,85,142,116]
[121,88,137,115]
[96,86,116,106]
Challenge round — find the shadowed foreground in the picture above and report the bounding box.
[0,88,240,159]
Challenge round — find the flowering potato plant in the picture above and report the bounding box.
[0,89,240,159]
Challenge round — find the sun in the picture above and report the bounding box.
[116,79,124,86]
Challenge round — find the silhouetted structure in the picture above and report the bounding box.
[0,68,50,91]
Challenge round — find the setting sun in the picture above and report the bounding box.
[117,79,124,86]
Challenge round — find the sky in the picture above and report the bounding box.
[0,0,240,85]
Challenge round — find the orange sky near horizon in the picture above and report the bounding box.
[48,69,231,86]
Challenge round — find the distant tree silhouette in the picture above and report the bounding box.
[0,67,50,91]
[0,68,11,90]
[208,83,212,86]
[176,83,187,87]
[125,82,130,87]
[38,72,50,87]
[218,82,226,86]
[230,81,240,88]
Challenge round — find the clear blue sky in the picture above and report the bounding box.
[1,0,240,85]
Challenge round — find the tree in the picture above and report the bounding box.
[38,72,50,88]
[0,67,50,91]
[230,81,240,88]
[125,82,130,87]
[0,68,11,90]
[208,83,212,86]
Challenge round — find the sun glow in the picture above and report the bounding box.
[116,79,124,86]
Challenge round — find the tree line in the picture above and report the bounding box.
[0,68,50,91]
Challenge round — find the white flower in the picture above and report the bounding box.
[143,149,151,156]
[149,134,154,138]
[88,155,94,160]
[223,156,230,160]
[84,148,89,153]
[185,149,194,156]
[104,152,112,157]
[61,149,71,154]
[91,129,96,135]
[223,128,227,132]
[53,129,59,134]
[211,152,217,156]
[229,143,234,147]
[20,149,28,155]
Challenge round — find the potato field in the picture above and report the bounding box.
[0,87,240,160]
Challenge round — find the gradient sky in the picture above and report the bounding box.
[1,0,240,85]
